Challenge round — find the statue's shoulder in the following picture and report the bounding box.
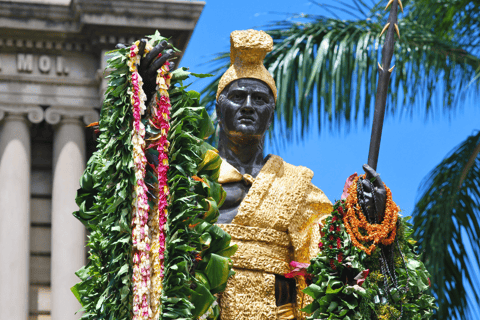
[265,154,332,208]
[264,154,314,183]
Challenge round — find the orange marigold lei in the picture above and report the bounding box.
[343,174,399,255]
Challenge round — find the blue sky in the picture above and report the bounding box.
[180,0,479,219]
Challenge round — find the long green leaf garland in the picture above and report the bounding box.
[161,66,236,319]
[72,45,135,319]
[71,33,236,320]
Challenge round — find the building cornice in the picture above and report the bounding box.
[0,0,205,54]
[73,0,204,30]
[0,0,204,31]
[0,74,99,87]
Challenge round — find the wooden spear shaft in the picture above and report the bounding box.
[367,0,402,171]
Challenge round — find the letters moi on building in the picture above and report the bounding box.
[0,1,204,319]
[14,54,69,75]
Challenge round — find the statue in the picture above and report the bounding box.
[137,30,387,320]
[75,17,436,318]
[212,30,331,319]
[212,30,387,319]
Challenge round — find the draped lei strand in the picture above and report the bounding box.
[148,59,171,319]
[128,42,171,320]
[128,42,152,320]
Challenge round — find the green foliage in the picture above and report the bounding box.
[71,48,135,319]
[304,201,436,319]
[71,35,235,319]
[360,217,437,320]
[201,1,480,141]
[413,130,480,319]
[161,68,235,319]
[405,0,480,52]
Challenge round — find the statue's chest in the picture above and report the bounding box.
[217,182,250,224]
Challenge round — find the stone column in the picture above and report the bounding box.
[0,106,44,320]
[45,107,98,320]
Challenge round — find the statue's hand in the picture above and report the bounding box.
[116,39,175,102]
[358,164,387,222]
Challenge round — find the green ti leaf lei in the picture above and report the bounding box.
[160,67,237,319]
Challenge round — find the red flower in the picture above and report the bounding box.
[428,277,431,287]
[318,242,324,249]
[337,252,343,263]
[329,235,334,241]
[329,245,333,249]
[329,225,335,232]
[330,259,337,270]
[320,226,325,238]
[338,206,344,216]
[332,216,338,222]
[336,226,341,232]
[337,238,342,249]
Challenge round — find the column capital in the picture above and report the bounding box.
[45,106,99,126]
[0,105,44,124]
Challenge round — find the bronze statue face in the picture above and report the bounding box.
[216,78,275,140]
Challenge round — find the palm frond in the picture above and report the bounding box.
[413,130,480,320]
[201,2,480,142]
[407,0,480,53]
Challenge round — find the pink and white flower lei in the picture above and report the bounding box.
[155,61,170,277]
[129,41,153,320]
[128,40,171,320]
[148,56,171,320]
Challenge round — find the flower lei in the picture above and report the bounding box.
[128,41,154,320]
[147,59,171,319]
[128,41,173,320]
[319,202,348,270]
[344,174,399,255]
[299,200,371,319]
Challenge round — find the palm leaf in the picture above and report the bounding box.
[413,130,480,320]
[406,0,480,52]
[201,1,480,142]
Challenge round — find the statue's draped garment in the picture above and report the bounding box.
[217,155,332,319]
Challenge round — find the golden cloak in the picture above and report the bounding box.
[216,155,332,319]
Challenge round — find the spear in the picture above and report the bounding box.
[367,0,403,171]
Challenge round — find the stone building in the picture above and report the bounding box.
[0,1,204,319]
